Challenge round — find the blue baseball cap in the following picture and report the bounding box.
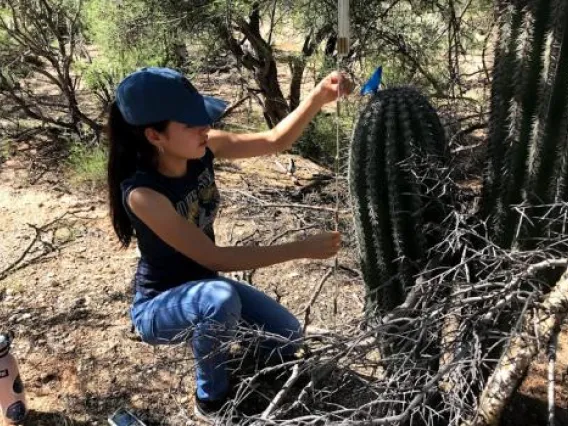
[115,67,228,126]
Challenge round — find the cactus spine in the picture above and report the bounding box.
[348,88,448,317]
[483,0,568,248]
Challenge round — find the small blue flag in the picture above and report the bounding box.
[360,66,383,96]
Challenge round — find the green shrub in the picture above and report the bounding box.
[67,141,108,190]
[295,99,358,165]
[79,0,185,103]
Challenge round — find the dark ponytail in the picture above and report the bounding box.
[106,101,168,248]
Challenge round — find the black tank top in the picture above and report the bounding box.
[121,147,220,297]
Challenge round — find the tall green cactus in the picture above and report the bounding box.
[482,0,568,248]
[482,0,527,229]
[348,87,449,317]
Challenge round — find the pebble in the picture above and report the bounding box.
[54,227,72,243]
[73,296,88,308]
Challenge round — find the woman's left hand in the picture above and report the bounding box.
[313,71,354,105]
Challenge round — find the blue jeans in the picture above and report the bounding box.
[130,277,302,401]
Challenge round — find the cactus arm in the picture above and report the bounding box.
[482,1,526,232]
[530,1,568,204]
[498,0,552,248]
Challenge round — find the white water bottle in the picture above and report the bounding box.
[0,332,27,425]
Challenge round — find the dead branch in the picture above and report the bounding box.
[260,364,301,420]
[268,225,318,245]
[301,267,334,335]
[481,258,568,324]
[466,266,568,426]
[0,224,43,281]
[0,211,72,281]
[449,123,488,147]
[548,326,559,426]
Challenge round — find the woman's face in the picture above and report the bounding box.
[160,121,210,159]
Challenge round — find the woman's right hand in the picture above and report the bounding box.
[298,231,342,259]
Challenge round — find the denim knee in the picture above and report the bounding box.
[288,316,303,340]
[198,279,242,323]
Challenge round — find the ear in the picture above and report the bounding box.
[144,127,163,145]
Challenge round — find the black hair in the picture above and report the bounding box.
[106,101,168,248]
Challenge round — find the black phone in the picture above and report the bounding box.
[108,407,147,426]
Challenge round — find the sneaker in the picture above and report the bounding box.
[193,393,228,425]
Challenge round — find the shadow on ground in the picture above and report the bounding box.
[502,392,568,426]
[23,409,90,425]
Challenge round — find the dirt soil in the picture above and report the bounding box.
[2,139,568,426]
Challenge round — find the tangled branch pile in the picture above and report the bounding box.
[205,218,568,425]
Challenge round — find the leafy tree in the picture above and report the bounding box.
[79,0,188,108]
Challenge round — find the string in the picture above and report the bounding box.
[333,0,350,324]
[332,59,342,326]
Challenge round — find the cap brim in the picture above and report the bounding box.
[203,96,228,124]
[179,95,228,126]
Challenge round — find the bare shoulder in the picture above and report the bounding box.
[127,187,170,212]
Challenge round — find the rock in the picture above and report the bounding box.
[131,395,143,404]
[54,227,73,243]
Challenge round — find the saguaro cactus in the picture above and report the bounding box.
[348,87,449,317]
[482,0,568,248]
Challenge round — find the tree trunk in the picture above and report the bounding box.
[288,56,305,112]
[254,57,289,128]
[213,9,288,128]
